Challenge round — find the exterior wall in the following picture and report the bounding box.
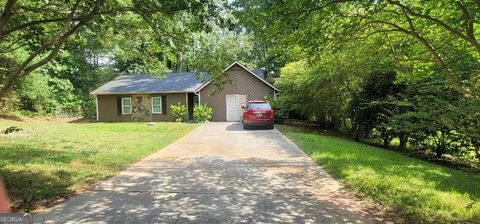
[151,93,187,121]
[97,93,187,122]
[199,64,275,121]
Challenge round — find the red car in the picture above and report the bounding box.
[242,100,274,129]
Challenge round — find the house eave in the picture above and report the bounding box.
[90,91,195,95]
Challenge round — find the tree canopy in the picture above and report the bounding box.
[236,0,480,162]
[0,0,228,98]
[1,0,479,164]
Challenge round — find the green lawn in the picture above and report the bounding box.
[0,119,199,211]
[276,125,480,223]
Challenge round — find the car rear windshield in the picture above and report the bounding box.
[247,102,271,109]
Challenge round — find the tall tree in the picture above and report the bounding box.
[0,0,224,99]
[237,0,480,76]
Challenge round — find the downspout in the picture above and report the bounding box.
[194,91,201,104]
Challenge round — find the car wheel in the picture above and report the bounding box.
[243,124,249,130]
[268,124,274,129]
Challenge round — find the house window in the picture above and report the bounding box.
[122,98,132,114]
[151,97,162,114]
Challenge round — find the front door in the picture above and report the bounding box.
[226,95,240,121]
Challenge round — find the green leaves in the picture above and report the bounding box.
[169,102,187,122]
[16,72,81,115]
[193,103,213,123]
[0,0,226,99]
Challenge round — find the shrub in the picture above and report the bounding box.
[193,104,213,123]
[80,95,97,118]
[0,91,20,113]
[16,73,82,116]
[170,103,187,122]
[269,99,286,124]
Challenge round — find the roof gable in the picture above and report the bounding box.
[195,61,279,92]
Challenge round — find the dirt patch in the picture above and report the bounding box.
[0,115,94,124]
[67,117,95,123]
[0,114,25,122]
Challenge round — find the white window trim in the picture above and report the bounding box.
[121,97,132,115]
[151,97,162,114]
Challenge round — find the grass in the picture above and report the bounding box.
[0,118,199,211]
[276,125,480,223]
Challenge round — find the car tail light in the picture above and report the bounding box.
[266,110,273,118]
[245,109,253,118]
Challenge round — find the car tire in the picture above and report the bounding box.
[243,124,249,130]
[268,125,274,129]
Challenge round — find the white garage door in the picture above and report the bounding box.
[226,95,240,121]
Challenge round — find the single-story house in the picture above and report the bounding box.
[90,61,280,122]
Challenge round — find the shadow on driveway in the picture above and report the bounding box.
[35,122,386,223]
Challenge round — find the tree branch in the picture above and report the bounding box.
[0,38,24,53]
[353,29,401,39]
[0,0,16,34]
[24,22,84,75]
[22,0,83,75]
[362,17,447,69]
[0,0,106,98]
[281,0,355,17]
[137,13,190,43]
[456,0,475,41]
[386,0,480,54]
[1,7,135,40]
[401,8,415,33]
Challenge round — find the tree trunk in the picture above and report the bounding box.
[434,146,445,158]
[399,134,407,148]
[383,138,390,147]
[381,130,392,147]
[352,122,360,141]
[475,146,480,160]
[0,70,21,99]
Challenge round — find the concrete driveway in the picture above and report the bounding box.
[35,122,384,223]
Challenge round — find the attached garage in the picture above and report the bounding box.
[197,62,279,121]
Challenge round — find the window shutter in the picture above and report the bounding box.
[117,97,122,115]
[161,95,167,115]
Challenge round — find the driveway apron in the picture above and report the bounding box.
[35,122,384,223]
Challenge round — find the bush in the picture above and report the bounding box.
[16,73,82,116]
[269,99,286,124]
[0,91,20,113]
[17,73,56,113]
[170,103,187,122]
[80,95,97,118]
[193,104,213,123]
